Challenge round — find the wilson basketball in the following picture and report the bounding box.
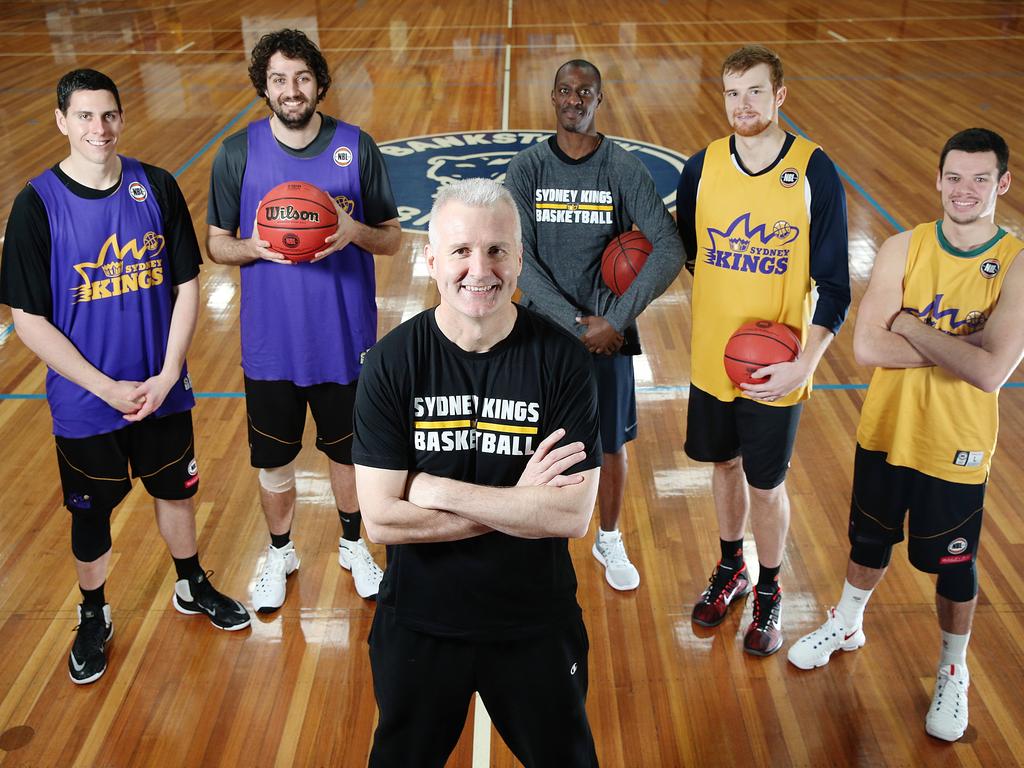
[256,181,338,262]
[601,230,653,296]
[723,320,801,387]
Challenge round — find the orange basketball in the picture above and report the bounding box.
[723,320,801,387]
[601,230,653,296]
[256,181,338,262]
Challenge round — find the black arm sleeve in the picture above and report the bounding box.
[543,334,603,469]
[352,331,411,470]
[358,130,400,226]
[675,148,705,276]
[143,164,202,285]
[206,129,248,232]
[0,184,53,317]
[806,148,851,334]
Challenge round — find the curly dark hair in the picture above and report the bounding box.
[248,29,331,100]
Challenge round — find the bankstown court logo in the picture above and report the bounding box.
[379,131,688,233]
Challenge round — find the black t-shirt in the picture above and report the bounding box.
[206,114,399,231]
[0,163,201,318]
[353,305,602,641]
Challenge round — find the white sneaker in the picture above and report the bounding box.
[252,542,300,613]
[338,538,383,599]
[591,529,640,591]
[787,607,866,670]
[926,663,969,741]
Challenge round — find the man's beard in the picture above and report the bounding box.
[270,97,317,129]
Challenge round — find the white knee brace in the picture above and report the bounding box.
[258,461,296,493]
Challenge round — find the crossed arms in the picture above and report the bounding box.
[355,429,600,545]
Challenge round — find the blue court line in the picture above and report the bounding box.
[172,97,261,178]
[779,110,904,233]
[0,323,12,343]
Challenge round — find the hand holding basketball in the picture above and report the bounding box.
[724,320,805,400]
[309,196,358,262]
[256,181,339,262]
[601,230,653,296]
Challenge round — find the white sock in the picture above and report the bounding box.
[835,579,874,628]
[939,630,970,668]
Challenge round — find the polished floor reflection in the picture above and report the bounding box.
[1,1,1023,766]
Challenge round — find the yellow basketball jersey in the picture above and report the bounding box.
[690,135,818,404]
[857,221,1023,483]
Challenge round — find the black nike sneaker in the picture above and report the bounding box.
[69,603,113,684]
[173,571,251,631]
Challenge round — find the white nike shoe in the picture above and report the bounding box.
[926,663,969,741]
[252,542,300,613]
[787,607,866,670]
[592,528,640,591]
[338,538,383,599]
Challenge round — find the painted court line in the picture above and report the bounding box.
[779,110,904,232]
[173,96,261,178]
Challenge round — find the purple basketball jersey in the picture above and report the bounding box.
[239,118,377,385]
[31,157,195,438]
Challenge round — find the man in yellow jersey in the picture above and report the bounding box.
[676,45,851,655]
[788,129,1024,742]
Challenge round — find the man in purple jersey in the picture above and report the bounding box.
[0,69,250,686]
[207,29,401,611]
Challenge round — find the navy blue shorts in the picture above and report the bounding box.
[592,353,636,454]
[683,384,802,490]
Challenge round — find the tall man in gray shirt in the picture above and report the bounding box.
[505,59,682,591]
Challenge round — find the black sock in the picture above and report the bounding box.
[173,553,203,581]
[719,538,744,570]
[270,530,291,549]
[757,563,781,593]
[339,510,362,542]
[80,583,106,608]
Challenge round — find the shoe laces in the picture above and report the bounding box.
[701,564,741,605]
[935,665,967,704]
[348,541,383,577]
[598,531,631,567]
[751,588,781,629]
[73,606,107,654]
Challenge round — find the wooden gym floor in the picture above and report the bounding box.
[0,1,1022,766]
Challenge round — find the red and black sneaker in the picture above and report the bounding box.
[692,562,751,627]
[743,586,783,656]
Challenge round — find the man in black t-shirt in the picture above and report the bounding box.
[353,179,602,767]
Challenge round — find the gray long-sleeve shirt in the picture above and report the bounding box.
[505,135,683,353]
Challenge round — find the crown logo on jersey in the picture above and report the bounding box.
[703,213,800,276]
[334,195,355,216]
[71,231,167,303]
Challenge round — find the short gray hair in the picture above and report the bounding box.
[427,179,522,249]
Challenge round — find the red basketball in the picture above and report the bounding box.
[256,181,338,262]
[601,230,653,296]
[723,320,801,387]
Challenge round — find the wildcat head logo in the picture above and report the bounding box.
[380,131,687,232]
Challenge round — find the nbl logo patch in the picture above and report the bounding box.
[980,258,1000,278]
[379,131,688,233]
[185,458,199,489]
[779,168,800,188]
[128,182,148,202]
[333,146,353,167]
[940,537,972,565]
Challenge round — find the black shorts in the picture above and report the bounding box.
[849,445,986,574]
[683,384,802,490]
[592,353,636,454]
[55,410,198,512]
[244,376,357,467]
[367,609,598,768]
